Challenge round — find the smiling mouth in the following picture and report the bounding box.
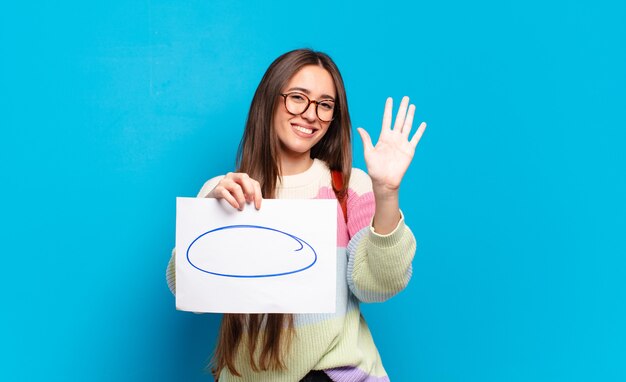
[292,124,317,135]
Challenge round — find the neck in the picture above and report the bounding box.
[279,152,314,176]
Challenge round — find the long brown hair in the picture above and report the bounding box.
[211,49,352,379]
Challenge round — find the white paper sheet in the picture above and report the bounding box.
[175,197,337,313]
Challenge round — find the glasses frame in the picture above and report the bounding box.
[280,92,336,122]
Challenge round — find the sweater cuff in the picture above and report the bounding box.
[368,210,406,248]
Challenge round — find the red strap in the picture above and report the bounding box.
[331,170,348,224]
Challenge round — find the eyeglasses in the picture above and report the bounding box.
[280,92,336,122]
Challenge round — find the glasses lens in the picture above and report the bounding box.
[316,100,335,122]
[285,93,309,115]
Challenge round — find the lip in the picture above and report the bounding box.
[290,123,319,138]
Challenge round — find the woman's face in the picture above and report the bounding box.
[273,65,336,162]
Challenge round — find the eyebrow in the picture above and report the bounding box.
[286,87,335,101]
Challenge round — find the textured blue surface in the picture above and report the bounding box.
[2,0,625,380]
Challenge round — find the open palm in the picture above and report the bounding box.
[357,96,426,191]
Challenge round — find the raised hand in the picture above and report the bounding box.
[357,96,426,194]
[207,172,263,210]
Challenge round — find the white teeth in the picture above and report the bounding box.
[294,125,313,134]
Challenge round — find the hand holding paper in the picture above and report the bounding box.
[206,172,263,210]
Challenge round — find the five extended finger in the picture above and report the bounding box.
[382,97,393,132]
[402,104,416,138]
[410,122,427,147]
[393,96,410,131]
[357,127,374,152]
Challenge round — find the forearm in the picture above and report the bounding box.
[372,185,401,235]
[347,217,416,302]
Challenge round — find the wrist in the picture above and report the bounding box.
[372,182,400,200]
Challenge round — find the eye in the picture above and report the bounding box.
[288,93,307,102]
[319,101,334,111]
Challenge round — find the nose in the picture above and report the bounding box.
[301,101,318,122]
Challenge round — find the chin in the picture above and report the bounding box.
[281,144,315,157]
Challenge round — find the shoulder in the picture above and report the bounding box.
[347,167,373,196]
[196,175,225,197]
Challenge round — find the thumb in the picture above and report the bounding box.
[357,127,374,152]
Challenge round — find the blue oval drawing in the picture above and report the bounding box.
[186,225,317,278]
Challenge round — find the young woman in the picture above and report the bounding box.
[167,48,426,381]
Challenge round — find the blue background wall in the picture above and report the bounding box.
[2,0,625,380]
